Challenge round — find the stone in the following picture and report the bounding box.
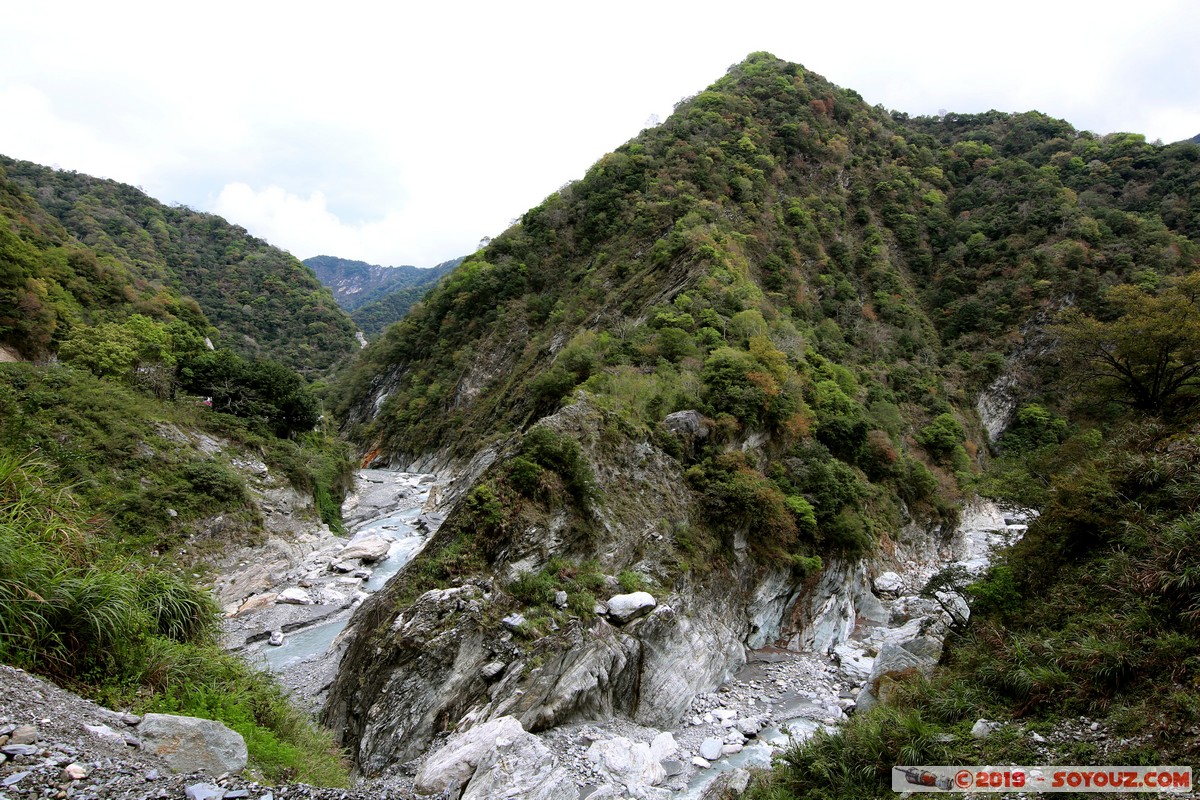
[900,635,944,663]
[137,713,248,775]
[699,737,723,761]
[462,747,577,800]
[736,718,763,736]
[2,771,30,786]
[84,723,125,742]
[691,756,711,768]
[605,591,657,624]
[317,586,349,607]
[721,743,743,755]
[971,719,999,739]
[8,725,37,745]
[649,731,677,762]
[184,784,226,800]
[728,768,751,795]
[663,410,710,440]
[62,763,89,780]
[936,590,971,626]
[502,613,527,632]
[554,590,569,608]
[414,716,526,794]
[275,587,312,605]
[268,630,285,646]
[872,571,903,595]
[233,593,277,616]
[661,759,684,776]
[480,661,506,680]
[587,736,665,788]
[338,535,392,563]
[417,716,575,800]
[856,640,940,712]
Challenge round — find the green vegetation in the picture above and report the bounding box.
[0,363,349,558]
[0,452,348,785]
[754,417,1200,799]
[319,52,1198,797]
[1,156,356,374]
[507,557,607,631]
[178,349,321,438]
[6,48,1200,795]
[1053,272,1200,414]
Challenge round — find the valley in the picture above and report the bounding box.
[2,50,1198,800]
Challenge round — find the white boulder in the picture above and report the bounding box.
[606,592,657,624]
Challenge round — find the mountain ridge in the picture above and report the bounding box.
[305,254,460,311]
[1,156,357,375]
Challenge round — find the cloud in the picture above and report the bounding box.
[212,182,487,268]
[0,84,151,184]
[5,0,1200,268]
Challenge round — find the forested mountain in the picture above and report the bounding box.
[306,254,461,335]
[324,52,1200,788]
[1,157,356,375]
[332,53,1198,467]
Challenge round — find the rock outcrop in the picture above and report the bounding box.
[322,401,807,776]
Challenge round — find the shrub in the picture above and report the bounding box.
[917,413,965,459]
[507,456,545,496]
[520,426,595,503]
[784,494,817,533]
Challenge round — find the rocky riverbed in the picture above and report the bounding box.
[307,497,1033,799]
[218,469,450,715]
[0,465,1034,800]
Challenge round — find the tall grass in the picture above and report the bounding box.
[0,452,348,786]
[0,452,152,676]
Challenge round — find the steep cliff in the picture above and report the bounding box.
[323,400,801,771]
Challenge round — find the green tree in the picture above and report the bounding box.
[1054,274,1200,413]
[179,350,319,438]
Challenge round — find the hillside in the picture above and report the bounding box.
[306,254,462,336]
[1,157,357,375]
[321,52,1200,791]
[1,155,367,784]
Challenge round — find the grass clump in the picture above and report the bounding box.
[507,558,605,620]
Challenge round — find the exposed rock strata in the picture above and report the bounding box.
[322,402,806,775]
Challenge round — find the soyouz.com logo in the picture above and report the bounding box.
[893,766,1192,793]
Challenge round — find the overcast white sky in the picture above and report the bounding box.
[2,1,1198,268]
